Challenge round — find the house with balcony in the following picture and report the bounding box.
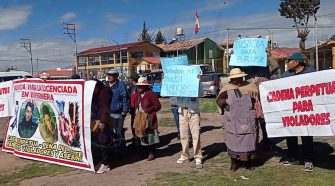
[157,38,224,73]
[76,41,161,80]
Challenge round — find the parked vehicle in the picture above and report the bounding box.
[199,72,225,97]
[191,64,215,74]
[138,71,163,96]
[0,70,32,82]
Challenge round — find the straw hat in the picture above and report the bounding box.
[228,68,247,79]
[135,76,151,86]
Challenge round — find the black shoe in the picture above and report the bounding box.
[230,158,239,171]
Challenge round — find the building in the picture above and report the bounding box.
[271,48,301,74]
[157,38,224,73]
[37,68,74,79]
[76,41,161,80]
[304,35,335,71]
[132,57,161,73]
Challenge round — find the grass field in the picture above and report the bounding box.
[148,138,335,186]
[0,162,73,185]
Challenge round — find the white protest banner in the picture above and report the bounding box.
[229,38,268,67]
[161,65,201,97]
[0,81,14,117]
[2,79,95,172]
[259,70,335,137]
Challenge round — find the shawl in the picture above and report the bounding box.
[216,81,259,114]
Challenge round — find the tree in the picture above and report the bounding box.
[278,0,320,50]
[155,30,165,44]
[5,66,17,72]
[138,21,154,42]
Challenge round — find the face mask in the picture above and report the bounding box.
[105,76,109,81]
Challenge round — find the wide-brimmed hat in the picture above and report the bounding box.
[135,77,151,86]
[228,68,247,79]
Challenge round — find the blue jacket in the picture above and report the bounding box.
[109,80,129,114]
[281,65,315,78]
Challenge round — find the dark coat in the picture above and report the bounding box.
[132,90,161,129]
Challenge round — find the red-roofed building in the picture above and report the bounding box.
[271,48,301,74]
[37,68,74,79]
[132,57,161,72]
[76,41,161,79]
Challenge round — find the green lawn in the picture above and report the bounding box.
[159,98,218,114]
[0,162,73,185]
[148,139,335,186]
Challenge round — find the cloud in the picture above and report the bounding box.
[0,5,32,30]
[0,37,113,72]
[60,12,77,22]
[106,13,128,24]
[151,0,335,50]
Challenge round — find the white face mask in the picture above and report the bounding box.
[105,76,109,81]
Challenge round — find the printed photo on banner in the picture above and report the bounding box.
[18,100,39,138]
[57,101,81,147]
[229,38,268,67]
[259,69,335,137]
[2,79,95,172]
[39,102,58,144]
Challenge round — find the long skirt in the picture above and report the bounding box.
[140,129,160,146]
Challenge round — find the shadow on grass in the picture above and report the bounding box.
[202,142,227,163]
[94,131,181,170]
[201,125,222,134]
[313,141,335,170]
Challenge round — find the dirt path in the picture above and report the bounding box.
[1,112,224,186]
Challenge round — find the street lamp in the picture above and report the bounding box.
[112,40,123,78]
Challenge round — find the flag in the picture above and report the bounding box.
[195,9,200,34]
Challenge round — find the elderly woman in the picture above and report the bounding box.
[216,68,259,171]
[132,76,161,161]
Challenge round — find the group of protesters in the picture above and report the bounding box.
[88,50,316,174]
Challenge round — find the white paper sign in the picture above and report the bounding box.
[259,70,335,137]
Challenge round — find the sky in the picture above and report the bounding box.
[0,0,334,73]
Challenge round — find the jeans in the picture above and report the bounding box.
[171,106,180,137]
[113,116,126,152]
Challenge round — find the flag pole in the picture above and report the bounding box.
[195,9,199,64]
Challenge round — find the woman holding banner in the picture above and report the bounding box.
[216,68,259,171]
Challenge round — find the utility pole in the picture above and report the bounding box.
[20,39,33,75]
[112,40,123,79]
[314,15,319,71]
[36,58,40,75]
[226,26,230,74]
[63,23,78,75]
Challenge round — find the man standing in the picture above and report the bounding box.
[106,69,129,152]
[176,97,202,169]
[280,52,315,172]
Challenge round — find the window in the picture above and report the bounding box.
[131,52,143,58]
[209,50,213,59]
